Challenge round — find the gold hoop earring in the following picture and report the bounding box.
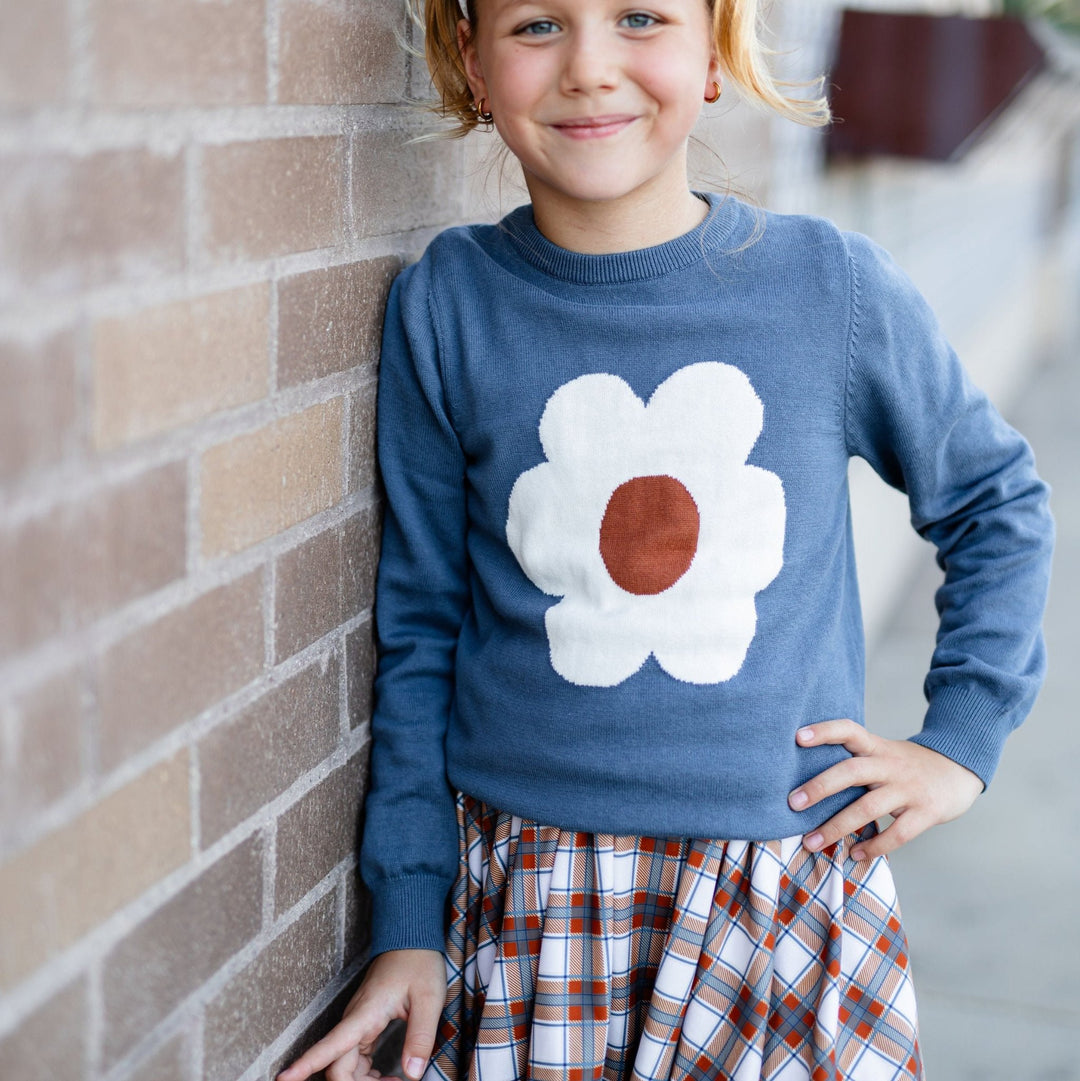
[705,81,722,104]
[476,98,493,123]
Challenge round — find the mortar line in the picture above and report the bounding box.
[69,0,91,109]
[267,0,281,105]
[86,956,104,1080]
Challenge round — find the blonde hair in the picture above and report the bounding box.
[407,0,831,137]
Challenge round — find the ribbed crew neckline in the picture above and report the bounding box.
[498,192,740,285]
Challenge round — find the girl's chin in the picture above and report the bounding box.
[526,175,687,210]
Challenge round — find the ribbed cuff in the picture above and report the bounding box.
[910,683,1011,789]
[369,873,452,959]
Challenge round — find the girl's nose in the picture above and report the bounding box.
[560,28,618,94]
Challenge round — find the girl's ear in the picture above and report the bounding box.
[457,19,487,102]
[705,49,723,94]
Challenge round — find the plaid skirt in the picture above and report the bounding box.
[424,792,923,1081]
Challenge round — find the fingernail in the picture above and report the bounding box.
[850,847,866,861]
[805,832,824,851]
[797,727,814,743]
[406,1057,426,1079]
[789,789,808,809]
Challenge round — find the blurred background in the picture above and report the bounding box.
[1,0,1078,1078]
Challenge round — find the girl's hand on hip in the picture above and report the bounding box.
[277,948,446,1081]
[788,719,984,861]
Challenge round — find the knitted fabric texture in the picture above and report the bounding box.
[361,193,1053,958]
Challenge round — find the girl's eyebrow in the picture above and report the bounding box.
[500,0,575,8]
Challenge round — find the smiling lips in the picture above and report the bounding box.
[551,115,636,139]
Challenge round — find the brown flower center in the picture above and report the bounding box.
[599,475,700,596]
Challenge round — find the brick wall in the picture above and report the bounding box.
[0,2,465,1079]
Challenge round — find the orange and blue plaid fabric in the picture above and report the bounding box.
[424,793,922,1081]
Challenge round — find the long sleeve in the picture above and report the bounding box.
[359,264,468,957]
[843,232,1054,785]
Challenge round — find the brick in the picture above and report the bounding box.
[0,516,60,659]
[0,149,184,302]
[352,128,461,238]
[274,526,342,661]
[202,138,344,263]
[348,380,378,495]
[278,0,406,105]
[270,973,360,1081]
[275,753,365,912]
[0,668,84,832]
[98,571,264,768]
[133,1033,191,1081]
[199,657,340,846]
[102,834,263,1065]
[345,618,375,732]
[0,461,187,659]
[0,328,78,484]
[277,256,399,387]
[203,891,337,1081]
[0,751,190,991]
[92,0,265,107]
[92,283,270,450]
[0,0,69,107]
[200,398,344,558]
[342,504,380,620]
[342,869,371,967]
[0,977,87,1081]
[87,461,188,608]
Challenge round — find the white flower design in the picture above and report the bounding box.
[506,362,785,688]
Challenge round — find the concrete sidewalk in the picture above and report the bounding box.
[866,348,1080,1078]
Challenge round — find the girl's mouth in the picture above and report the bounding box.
[551,115,636,139]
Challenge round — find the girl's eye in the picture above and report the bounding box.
[620,11,660,29]
[517,19,560,36]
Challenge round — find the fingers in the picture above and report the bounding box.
[791,725,985,860]
[278,1015,382,1081]
[801,804,930,863]
[846,812,925,861]
[797,789,888,852]
[788,744,884,816]
[325,1047,369,1081]
[789,722,881,858]
[279,951,447,1081]
[400,978,446,1080]
[795,719,876,755]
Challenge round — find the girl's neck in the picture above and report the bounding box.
[527,174,709,256]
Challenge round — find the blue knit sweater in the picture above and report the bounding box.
[360,193,1053,957]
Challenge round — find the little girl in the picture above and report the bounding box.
[281,1,1053,1077]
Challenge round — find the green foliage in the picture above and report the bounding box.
[1001,0,1080,34]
